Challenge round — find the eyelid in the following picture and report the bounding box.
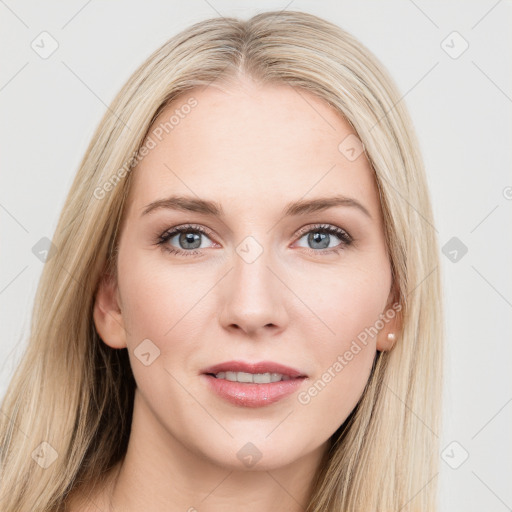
[293,222,352,241]
[159,223,216,241]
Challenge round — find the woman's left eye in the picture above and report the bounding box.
[156,223,352,257]
[293,224,353,254]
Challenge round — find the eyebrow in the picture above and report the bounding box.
[141,194,372,219]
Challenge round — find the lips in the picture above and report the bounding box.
[201,360,307,379]
[200,360,307,408]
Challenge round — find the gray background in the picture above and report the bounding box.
[1,1,511,510]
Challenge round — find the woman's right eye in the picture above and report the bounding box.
[156,225,216,257]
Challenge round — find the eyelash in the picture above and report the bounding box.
[155,223,353,258]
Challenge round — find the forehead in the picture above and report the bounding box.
[126,78,381,222]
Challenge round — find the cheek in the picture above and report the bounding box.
[117,244,194,338]
[293,266,389,424]
[295,259,390,347]
[116,251,208,418]
[121,271,176,340]
[117,247,214,377]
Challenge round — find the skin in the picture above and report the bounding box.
[85,75,401,512]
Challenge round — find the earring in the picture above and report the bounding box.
[387,332,396,343]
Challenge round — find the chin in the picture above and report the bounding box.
[198,435,317,472]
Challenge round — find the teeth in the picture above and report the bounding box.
[214,371,292,383]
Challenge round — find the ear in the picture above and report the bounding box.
[93,272,127,349]
[376,280,403,352]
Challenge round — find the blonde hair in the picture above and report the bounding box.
[0,10,444,511]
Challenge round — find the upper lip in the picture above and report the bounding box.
[201,360,307,378]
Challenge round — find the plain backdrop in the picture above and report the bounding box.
[1,1,511,510]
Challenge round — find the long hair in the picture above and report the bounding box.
[0,10,444,511]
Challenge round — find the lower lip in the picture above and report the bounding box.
[202,374,306,408]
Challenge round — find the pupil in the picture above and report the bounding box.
[180,232,201,249]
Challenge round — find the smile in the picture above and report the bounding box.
[212,371,292,383]
[201,360,307,407]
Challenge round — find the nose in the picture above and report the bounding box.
[219,248,289,338]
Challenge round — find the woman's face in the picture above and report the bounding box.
[95,77,400,471]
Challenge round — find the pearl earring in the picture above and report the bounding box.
[387,332,396,343]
